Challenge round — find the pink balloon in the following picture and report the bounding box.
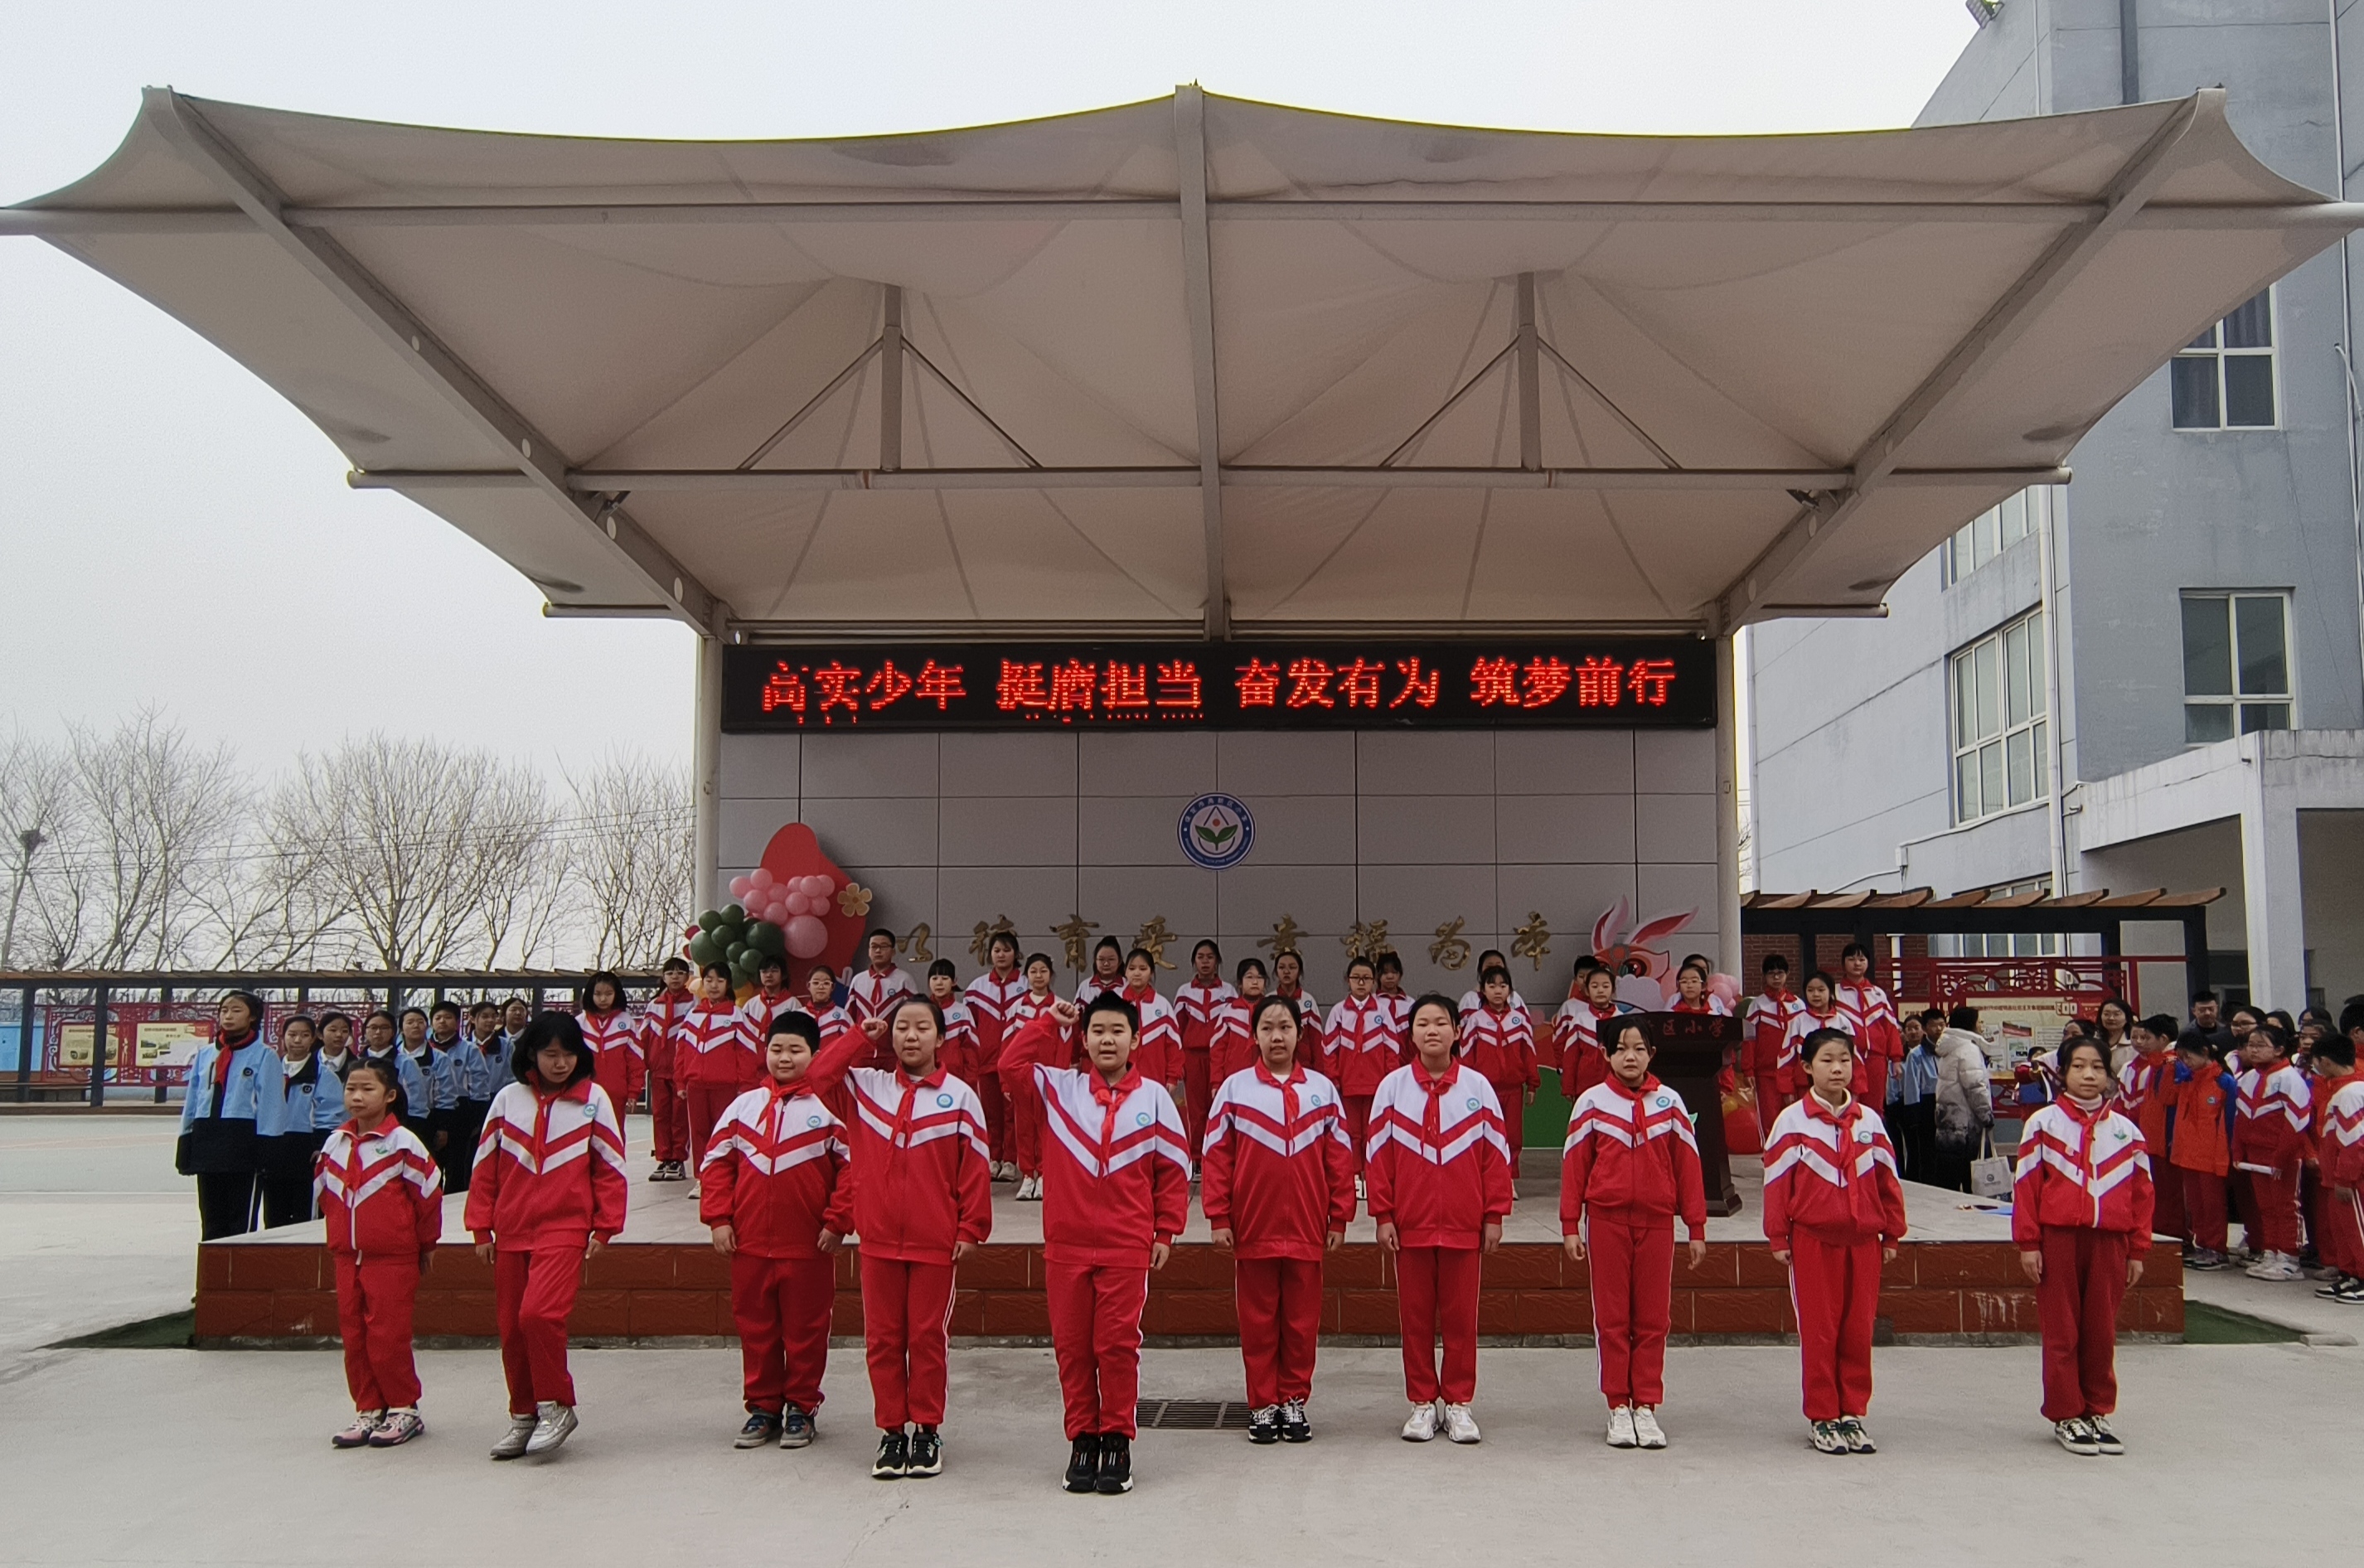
[728,874,753,899]
[803,874,833,898]
[748,867,776,890]
[785,914,829,959]
[769,898,792,923]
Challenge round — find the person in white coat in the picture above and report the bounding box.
[1929,1008,1997,1193]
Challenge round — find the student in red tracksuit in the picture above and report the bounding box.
[1461,965,1539,1166]
[1324,956,1399,1188]
[2314,1028,2364,1302]
[1273,950,1323,1070]
[928,961,979,1086]
[1746,955,1803,1136]
[1009,992,1189,1496]
[2114,1014,2186,1245]
[701,1010,855,1451]
[998,953,1065,1201]
[678,963,758,1173]
[963,931,1028,1178]
[1561,1019,1708,1451]
[1120,948,1186,1105]
[578,971,647,1130]
[802,998,992,1482]
[644,956,696,1180]
[1762,1027,1906,1455]
[1208,958,1269,1088]
[1834,944,1904,1108]
[1175,939,1237,1164]
[736,956,800,1068]
[1780,974,1850,1103]
[1553,965,1640,1103]
[2231,1024,2313,1280]
[1369,995,1514,1446]
[317,1056,443,1449]
[466,1013,629,1460]
[1201,995,1356,1445]
[2013,1037,2154,1456]
[2168,1033,2234,1268]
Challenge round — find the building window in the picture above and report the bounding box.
[2172,289,2277,430]
[1950,610,2047,825]
[1931,879,2061,959]
[2181,591,2292,742]
[1940,487,2041,587]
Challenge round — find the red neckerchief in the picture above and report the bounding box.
[1804,1003,1839,1024]
[892,1064,947,1143]
[1801,1091,1878,1229]
[1253,1060,1304,1124]
[213,1024,258,1086]
[1090,1066,1142,1154]
[1674,999,1710,1014]
[1122,982,1157,1005]
[1588,1001,1620,1022]
[766,1074,808,1136]
[528,1073,594,1154]
[2055,1093,2109,1182]
[1412,1057,1456,1143]
[1609,1072,1664,1110]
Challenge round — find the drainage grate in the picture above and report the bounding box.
[1136,1398,1252,1430]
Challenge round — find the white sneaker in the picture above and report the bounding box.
[1355,1175,1367,1201]
[2245,1251,2303,1281]
[524,1401,578,1455]
[1631,1406,1667,1449]
[1606,1406,1638,1448]
[995,1162,1017,1183]
[1400,1401,1440,1442]
[1441,1403,1481,1444]
[489,1413,538,1460]
[1018,1174,1041,1201]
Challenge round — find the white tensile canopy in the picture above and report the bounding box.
[7,86,2352,638]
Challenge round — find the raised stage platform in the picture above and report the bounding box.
[196,1130,2183,1346]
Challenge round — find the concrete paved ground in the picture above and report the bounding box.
[0,1115,193,1364]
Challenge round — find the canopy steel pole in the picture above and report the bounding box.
[88,985,109,1108]
[1516,273,1542,472]
[1175,85,1229,640]
[879,284,904,472]
[694,635,723,915]
[15,984,32,1102]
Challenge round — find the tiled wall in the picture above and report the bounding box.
[719,728,1721,996]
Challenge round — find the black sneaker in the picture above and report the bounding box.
[1063,1433,1101,1493]
[1279,1397,1311,1443]
[872,1429,908,1480]
[906,1425,942,1478]
[1094,1432,1133,1494]
[779,1406,813,1449]
[2315,1274,2353,1300]
[1247,1406,1281,1445]
[734,1411,782,1449]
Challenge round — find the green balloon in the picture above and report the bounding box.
[748,921,785,955]
[687,935,719,966]
[698,908,724,933]
[724,903,746,923]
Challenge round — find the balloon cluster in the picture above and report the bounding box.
[728,868,837,961]
[688,900,774,986]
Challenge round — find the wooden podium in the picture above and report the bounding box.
[1635,1011,1744,1217]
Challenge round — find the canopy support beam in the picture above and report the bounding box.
[1176,85,1229,640]
[1516,273,1542,472]
[1710,90,2208,633]
[134,88,729,633]
[353,464,2070,493]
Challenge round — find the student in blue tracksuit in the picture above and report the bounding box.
[358,1011,430,1134]
[396,1007,458,1158]
[261,1014,349,1228]
[177,991,283,1239]
[444,1000,510,1194]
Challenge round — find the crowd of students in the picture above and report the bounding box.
[168,933,2364,1474]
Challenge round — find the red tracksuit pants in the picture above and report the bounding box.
[2150,1150,2187,1241]
[1234,1256,1322,1408]
[1587,1215,1674,1409]
[496,1247,584,1414]
[2181,1167,2229,1251]
[1046,1261,1150,1439]
[1394,1245,1480,1405]
[685,1083,739,1171]
[978,1073,1010,1165]
[1000,1067,1046,1177]
[2236,1164,2301,1254]
[860,1254,955,1429]
[1183,1050,1213,1161]
[650,1072,687,1163]
[1344,1096,1373,1174]
[2320,1183,2364,1275]
[732,1252,836,1415]
[1789,1232,1879,1422]
[1756,1075,1785,1137]
[1486,1081,1527,1165]
[334,1253,421,1411]
[2035,1226,2131,1422]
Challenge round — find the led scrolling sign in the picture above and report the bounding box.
[722,641,1715,731]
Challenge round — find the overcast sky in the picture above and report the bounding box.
[0,1,1977,779]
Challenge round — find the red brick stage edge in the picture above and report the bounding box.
[194,1159,2183,1348]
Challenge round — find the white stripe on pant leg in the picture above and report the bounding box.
[1583,1216,1602,1410]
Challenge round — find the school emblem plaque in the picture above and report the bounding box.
[1178,793,1254,870]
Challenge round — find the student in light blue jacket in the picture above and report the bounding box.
[177,991,283,1239]
[357,1011,431,1135]
[261,1015,351,1228]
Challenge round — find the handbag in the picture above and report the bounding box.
[1968,1130,2013,1199]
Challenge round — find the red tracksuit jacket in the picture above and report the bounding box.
[1175,980,1237,1062]
[1761,1093,1906,1247]
[464,1077,629,1250]
[1744,990,1802,1083]
[962,970,1028,1077]
[1120,985,1184,1085]
[2009,1096,2154,1248]
[1323,995,1401,1097]
[736,988,801,1051]
[1364,1062,1515,1248]
[1034,1062,1191,1267]
[643,989,695,1079]
[1208,998,1259,1086]
[1552,999,1640,1100]
[316,1119,443,1257]
[805,1028,991,1266]
[677,1001,758,1090]
[1460,1003,1540,1101]
[1834,982,1903,1071]
[2114,1051,2176,1159]
[2322,1080,2364,1188]
[2233,1063,2312,1173]
[698,1080,855,1257]
[579,1007,647,1111]
[1779,1004,1852,1097]
[1558,1076,1707,1237]
[1199,1062,1356,1259]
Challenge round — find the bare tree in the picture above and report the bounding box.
[0,729,72,968]
[567,753,693,968]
